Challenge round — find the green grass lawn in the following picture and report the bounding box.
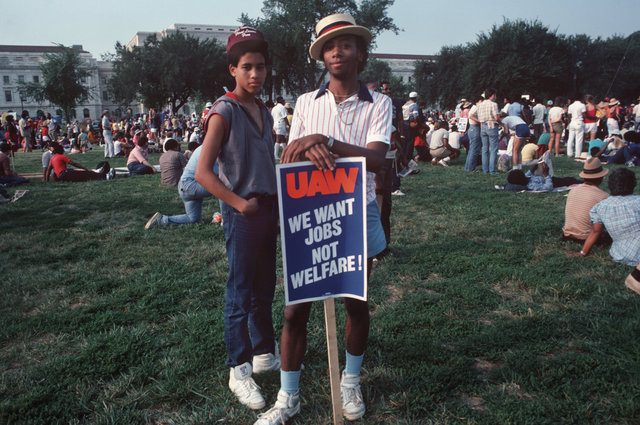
[1,148,639,424]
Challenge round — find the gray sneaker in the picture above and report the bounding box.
[254,389,300,425]
[229,362,265,410]
[341,372,365,421]
[144,212,164,230]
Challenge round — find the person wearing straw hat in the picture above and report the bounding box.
[562,157,609,242]
[607,98,622,137]
[256,13,391,425]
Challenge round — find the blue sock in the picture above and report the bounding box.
[281,370,301,394]
[345,351,364,376]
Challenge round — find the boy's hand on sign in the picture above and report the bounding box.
[241,197,259,216]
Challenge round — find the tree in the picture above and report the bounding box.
[359,57,406,96]
[109,32,229,114]
[414,45,469,108]
[241,0,400,97]
[18,45,91,122]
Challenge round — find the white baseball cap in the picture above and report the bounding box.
[409,91,418,98]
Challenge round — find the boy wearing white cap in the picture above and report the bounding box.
[256,13,391,425]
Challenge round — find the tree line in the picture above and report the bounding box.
[17,4,639,119]
[414,19,640,109]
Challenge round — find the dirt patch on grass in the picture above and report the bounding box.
[387,285,403,304]
[499,382,535,400]
[493,280,533,303]
[461,393,485,412]
[473,358,503,379]
[422,273,443,282]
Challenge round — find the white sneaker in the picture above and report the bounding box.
[254,390,300,425]
[438,159,449,167]
[144,212,164,230]
[408,159,418,170]
[253,344,281,373]
[626,160,636,167]
[391,190,405,196]
[229,362,265,410]
[341,372,365,421]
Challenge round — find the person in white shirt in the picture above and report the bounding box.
[429,120,453,166]
[271,96,288,160]
[257,13,390,425]
[633,97,640,131]
[567,96,586,158]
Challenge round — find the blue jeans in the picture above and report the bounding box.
[127,161,154,176]
[465,124,481,171]
[480,123,499,173]
[164,178,212,225]
[221,196,278,367]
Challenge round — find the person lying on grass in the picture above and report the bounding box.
[504,162,582,192]
[569,168,640,296]
[45,142,114,182]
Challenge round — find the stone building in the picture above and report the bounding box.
[0,45,123,122]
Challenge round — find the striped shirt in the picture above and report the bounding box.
[563,184,609,240]
[289,81,392,203]
[590,195,640,266]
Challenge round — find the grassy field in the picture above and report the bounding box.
[1,148,639,425]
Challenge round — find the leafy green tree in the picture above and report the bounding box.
[359,57,406,95]
[18,45,91,122]
[241,0,399,96]
[414,45,469,108]
[110,32,229,114]
[577,32,640,103]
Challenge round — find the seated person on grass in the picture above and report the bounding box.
[429,120,455,166]
[159,138,187,186]
[569,168,640,296]
[127,135,157,176]
[413,117,431,163]
[562,157,610,243]
[448,124,463,159]
[45,142,114,182]
[0,142,29,186]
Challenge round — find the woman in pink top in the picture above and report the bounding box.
[127,135,156,176]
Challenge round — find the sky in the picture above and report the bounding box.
[1,0,639,59]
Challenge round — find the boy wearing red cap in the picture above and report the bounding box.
[195,26,280,411]
[256,13,391,425]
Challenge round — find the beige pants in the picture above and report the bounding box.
[430,146,452,160]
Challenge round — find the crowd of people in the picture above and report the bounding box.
[2,13,640,424]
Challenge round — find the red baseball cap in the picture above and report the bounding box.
[227,25,268,55]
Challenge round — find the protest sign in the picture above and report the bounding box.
[458,117,468,133]
[277,158,367,306]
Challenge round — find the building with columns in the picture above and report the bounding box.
[0,45,123,122]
